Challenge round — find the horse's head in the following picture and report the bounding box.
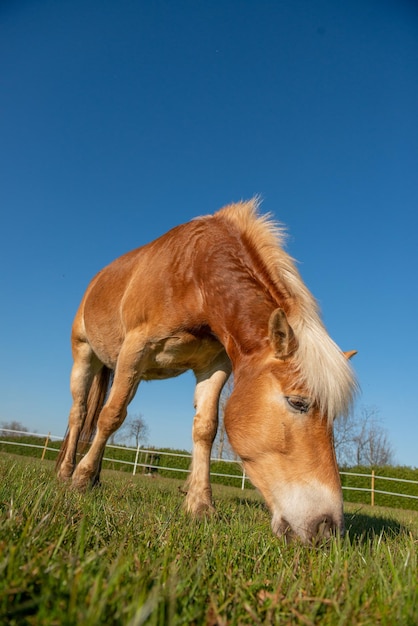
[225,308,356,545]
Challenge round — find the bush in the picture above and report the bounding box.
[0,434,61,461]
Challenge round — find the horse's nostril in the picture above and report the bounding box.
[309,515,338,542]
[272,512,344,544]
[317,517,332,536]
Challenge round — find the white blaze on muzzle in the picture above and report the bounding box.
[271,480,344,543]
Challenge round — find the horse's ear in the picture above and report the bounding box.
[343,350,357,360]
[269,308,298,359]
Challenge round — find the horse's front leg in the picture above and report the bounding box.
[185,358,231,516]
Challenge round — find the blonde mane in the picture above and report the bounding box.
[217,198,358,421]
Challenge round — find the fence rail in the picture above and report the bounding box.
[1,429,417,509]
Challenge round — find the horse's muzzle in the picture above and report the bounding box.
[272,512,344,545]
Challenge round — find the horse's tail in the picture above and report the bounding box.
[56,366,113,468]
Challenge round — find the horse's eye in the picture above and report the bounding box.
[285,396,311,414]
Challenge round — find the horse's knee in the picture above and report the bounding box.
[192,413,217,445]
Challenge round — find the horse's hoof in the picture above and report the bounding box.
[57,466,74,482]
[71,471,92,492]
[185,497,215,518]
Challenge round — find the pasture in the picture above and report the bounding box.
[1,454,417,625]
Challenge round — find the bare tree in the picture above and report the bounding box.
[352,406,394,466]
[0,420,29,436]
[334,406,394,467]
[122,413,149,448]
[333,412,361,467]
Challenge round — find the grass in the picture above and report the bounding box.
[0,454,417,625]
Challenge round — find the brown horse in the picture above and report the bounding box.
[57,199,357,543]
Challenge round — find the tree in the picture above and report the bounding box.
[334,406,394,467]
[122,413,149,448]
[333,412,361,467]
[352,406,394,466]
[0,420,29,436]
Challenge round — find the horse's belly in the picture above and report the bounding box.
[142,333,225,380]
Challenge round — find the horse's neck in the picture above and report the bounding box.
[202,278,275,365]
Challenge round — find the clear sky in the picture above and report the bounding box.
[1,0,417,467]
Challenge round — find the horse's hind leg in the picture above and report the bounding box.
[71,338,141,490]
[185,354,231,516]
[57,339,101,481]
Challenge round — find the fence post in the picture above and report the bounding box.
[241,468,246,490]
[371,469,375,506]
[133,443,141,476]
[41,432,50,461]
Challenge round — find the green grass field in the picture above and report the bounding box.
[1,454,417,625]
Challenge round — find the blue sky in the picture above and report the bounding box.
[1,0,417,467]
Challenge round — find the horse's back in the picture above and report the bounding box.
[72,217,220,366]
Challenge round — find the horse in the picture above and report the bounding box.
[56,199,357,544]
